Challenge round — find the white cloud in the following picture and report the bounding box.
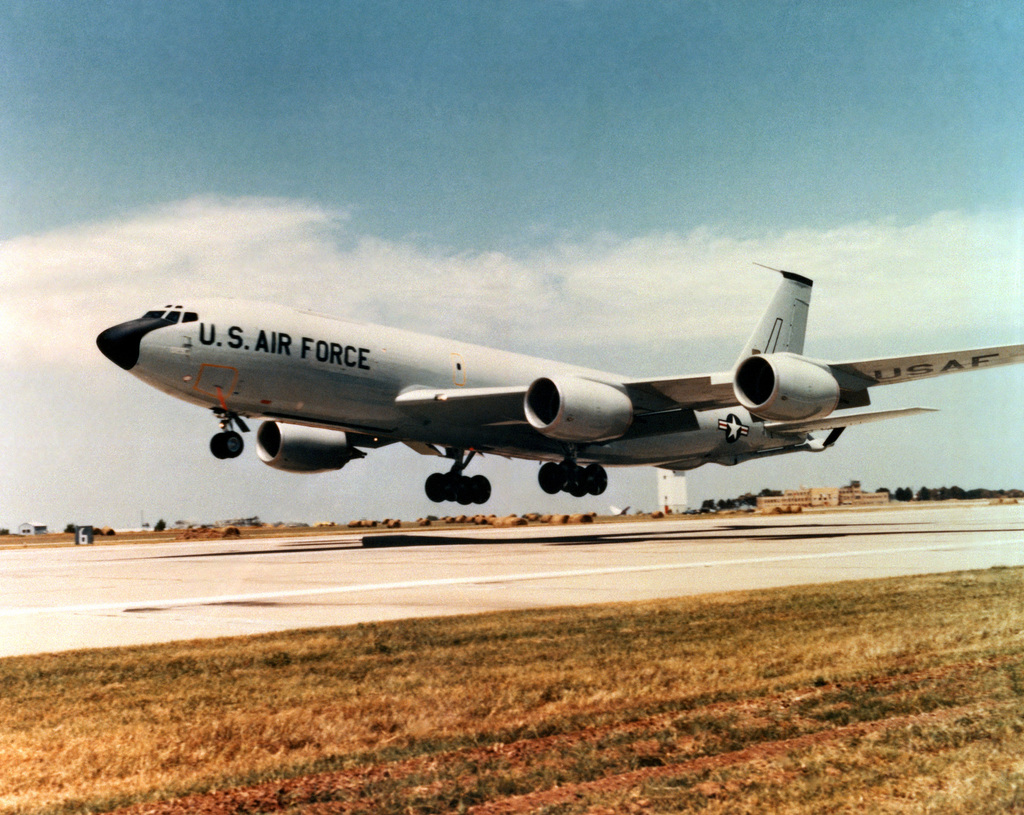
[2,199,1021,372]
[0,197,349,369]
[2,199,1023,528]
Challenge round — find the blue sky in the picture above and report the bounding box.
[6,2,1022,243]
[3,2,1023,529]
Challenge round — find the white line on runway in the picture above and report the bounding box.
[3,537,1019,619]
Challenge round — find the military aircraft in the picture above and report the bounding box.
[97,271,1024,505]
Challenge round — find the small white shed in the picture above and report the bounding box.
[657,470,688,514]
[18,522,49,536]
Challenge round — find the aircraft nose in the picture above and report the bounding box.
[96,317,167,370]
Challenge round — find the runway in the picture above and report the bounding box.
[2,503,1022,658]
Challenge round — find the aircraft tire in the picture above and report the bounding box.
[223,431,244,458]
[584,463,607,496]
[442,474,461,502]
[425,472,447,502]
[567,475,589,497]
[210,434,226,459]
[426,472,491,504]
[211,431,244,459]
[470,475,491,504]
[455,476,476,505]
[538,461,566,494]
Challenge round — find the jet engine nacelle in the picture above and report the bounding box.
[256,421,355,473]
[524,377,633,442]
[734,353,840,421]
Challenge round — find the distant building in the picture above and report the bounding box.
[757,481,888,512]
[18,522,48,535]
[657,470,688,513]
[218,516,263,527]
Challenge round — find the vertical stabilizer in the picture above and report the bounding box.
[736,269,813,365]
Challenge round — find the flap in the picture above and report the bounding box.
[395,386,529,427]
[625,371,737,412]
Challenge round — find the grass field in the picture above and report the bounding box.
[1,566,1022,814]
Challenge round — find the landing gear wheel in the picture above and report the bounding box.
[443,473,460,502]
[470,474,492,504]
[222,431,244,458]
[423,449,492,505]
[583,463,607,496]
[425,472,448,503]
[424,471,492,505]
[539,460,608,497]
[209,408,248,460]
[566,468,589,497]
[210,431,244,459]
[455,477,475,506]
[210,434,227,459]
[538,461,567,494]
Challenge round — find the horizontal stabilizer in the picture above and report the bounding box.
[765,406,938,436]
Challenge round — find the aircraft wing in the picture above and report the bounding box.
[396,375,741,435]
[395,386,529,426]
[623,372,737,412]
[629,345,1024,413]
[395,343,1024,432]
[828,344,1024,389]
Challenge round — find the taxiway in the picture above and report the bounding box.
[1,503,1022,657]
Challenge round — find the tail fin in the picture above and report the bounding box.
[736,268,813,365]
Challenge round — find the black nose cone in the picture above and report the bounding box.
[96,317,168,370]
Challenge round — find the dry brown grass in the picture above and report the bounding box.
[0,567,1022,814]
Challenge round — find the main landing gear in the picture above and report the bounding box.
[424,450,492,505]
[538,460,608,497]
[210,409,249,460]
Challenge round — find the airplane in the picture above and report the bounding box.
[97,270,1024,506]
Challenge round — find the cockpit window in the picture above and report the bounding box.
[142,307,198,323]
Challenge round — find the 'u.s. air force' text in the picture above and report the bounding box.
[198,324,370,370]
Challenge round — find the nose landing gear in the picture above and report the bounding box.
[424,450,492,505]
[210,430,244,459]
[210,409,249,460]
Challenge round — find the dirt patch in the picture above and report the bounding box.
[176,526,241,541]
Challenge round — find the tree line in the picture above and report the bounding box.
[881,486,1023,502]
[702,486,1022,511]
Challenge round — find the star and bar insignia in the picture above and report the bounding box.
[718,413,749,443]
